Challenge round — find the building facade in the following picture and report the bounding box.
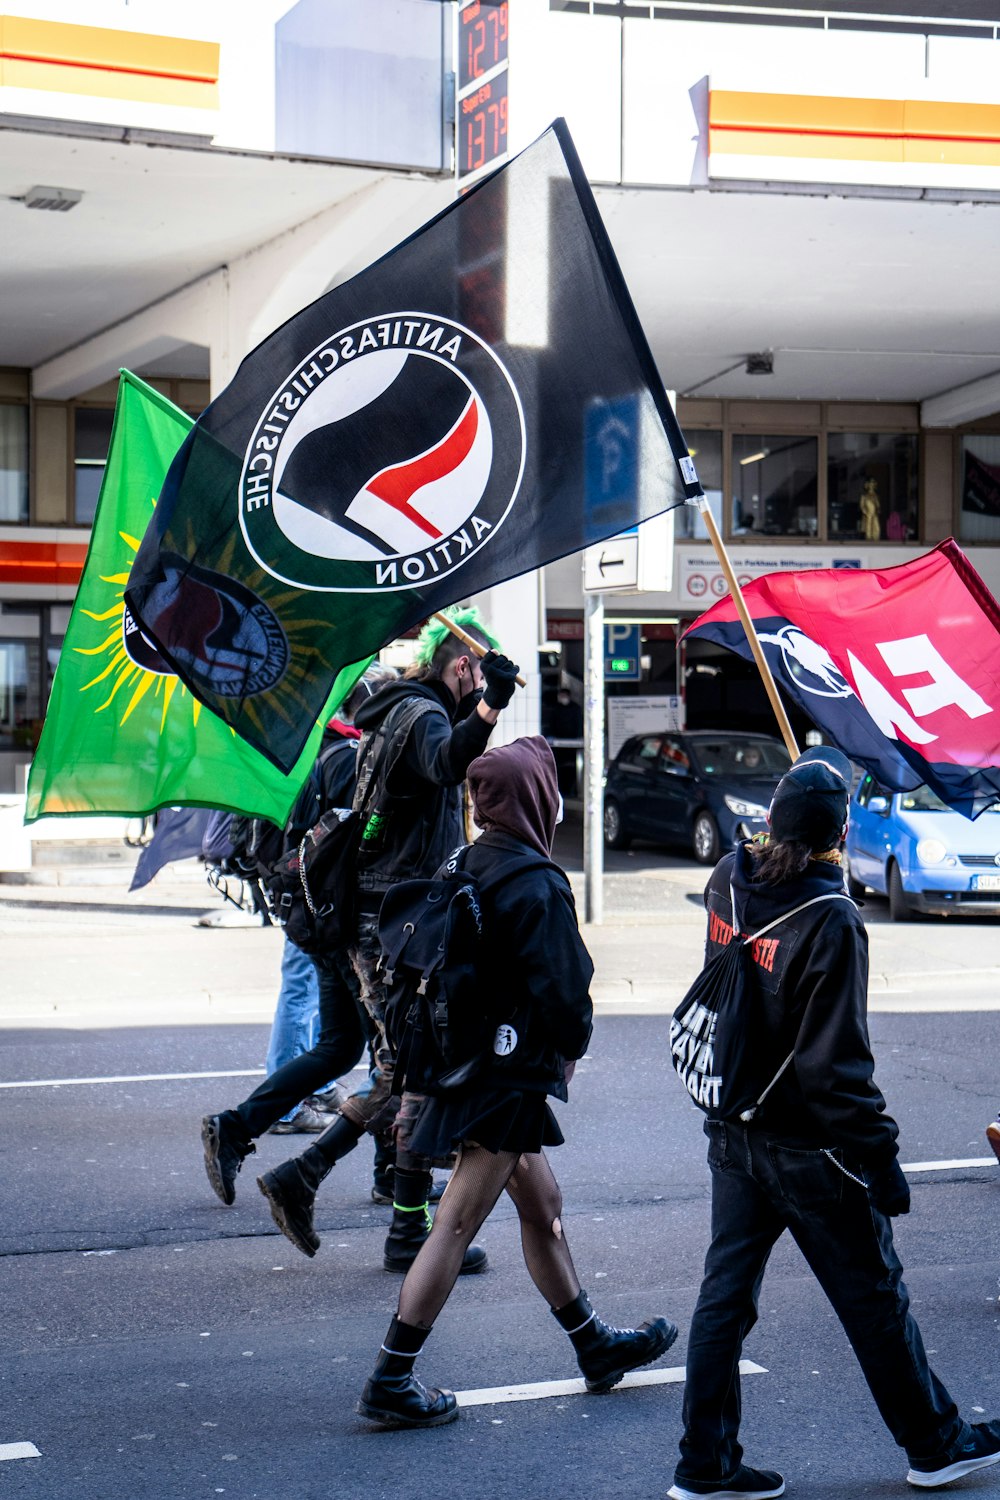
[2,0,999,792]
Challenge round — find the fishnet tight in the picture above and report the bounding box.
[396,1145,581,1330]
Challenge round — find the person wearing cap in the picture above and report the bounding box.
[669,745,1000,1500]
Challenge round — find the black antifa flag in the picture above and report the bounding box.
[125,120,699,772]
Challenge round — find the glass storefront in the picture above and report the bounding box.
[731,433,818,538]
[0,404,29,523]
[828,432,918,542]
[74,408,115,525]
[676,431,722,540]
[0,604,66,753]
[960,433,1000,544]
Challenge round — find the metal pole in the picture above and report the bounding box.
[583,586,605,925]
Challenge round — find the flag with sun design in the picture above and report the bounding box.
[25,372,364,825]
[124,119,697,774]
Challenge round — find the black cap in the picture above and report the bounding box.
[769,744,852,850]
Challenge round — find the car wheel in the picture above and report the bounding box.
[692,811,720,866]
[603,798,630,850]
[888,862,914,923]
[844,852,865,900]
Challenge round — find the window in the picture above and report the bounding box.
[0,605,64,750]
[731,434,818,538]
[74,408,115,525]
[0,640,35,747]
[828,433,917,542]
[657,737,690,773]
[0,404,28,523]
[959,433,1000,544]
[676,431,722,540]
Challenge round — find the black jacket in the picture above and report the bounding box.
[353,678,494,898]
[704,843,899,1168]
[455,832,594,1100]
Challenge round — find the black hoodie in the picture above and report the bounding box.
[352,677,494,898]
[703,843,899,1168]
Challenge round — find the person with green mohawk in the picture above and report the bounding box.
[258,607,520,1279]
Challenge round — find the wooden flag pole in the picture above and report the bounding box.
[432,611,527,688]
[696,498,800,761]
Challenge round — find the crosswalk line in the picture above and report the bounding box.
[455,1359,767,1407]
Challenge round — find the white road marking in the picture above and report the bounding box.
[0,1443,41,1461]
[0,1069,265,1090]
[902,1157,997,1173]
[455,1360,767,1407]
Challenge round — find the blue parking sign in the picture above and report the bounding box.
[585,395,640,532]
[604,622,641,680]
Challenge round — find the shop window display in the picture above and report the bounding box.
[828,432,917,542]
[731,433,817,538]
[74,408,115,525]
[0,405,28,523]
[959,434,1000,544]
[676,431,722,540]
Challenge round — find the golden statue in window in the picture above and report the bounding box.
[859,476,881,541]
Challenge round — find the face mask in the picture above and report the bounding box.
[452,686,483,723]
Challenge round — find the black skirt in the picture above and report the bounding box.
[406,1087,565,1158]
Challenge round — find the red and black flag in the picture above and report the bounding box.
[124,120,698,772]
[685,541,1000,819]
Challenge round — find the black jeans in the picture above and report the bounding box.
[233,948,370,1139]
[676,1120,966,1484]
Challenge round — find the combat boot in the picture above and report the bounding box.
[552,1289,678,1392]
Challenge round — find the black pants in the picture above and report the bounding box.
[676,1120,966,1484]
[232,948,371,1139]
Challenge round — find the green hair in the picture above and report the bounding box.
[413,607,498,668]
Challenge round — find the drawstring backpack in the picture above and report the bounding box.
[669,886,855,1121]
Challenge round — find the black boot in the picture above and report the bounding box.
[202,1112,255,1206]
[553,1289,678,1393]
[383,1167,488,1275]
[372,1137,447,1206]
[357,1316,458,1428]
[257,1114,361,1258]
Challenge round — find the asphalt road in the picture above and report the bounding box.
[2,861,1000,1500]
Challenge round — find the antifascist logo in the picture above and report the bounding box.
[122,602,171,676]
[239,313,526,593]
[132,553,289,699]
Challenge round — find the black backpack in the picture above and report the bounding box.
[670,890,853,1120]
[264,697,435,955]
[380,844,558,1093]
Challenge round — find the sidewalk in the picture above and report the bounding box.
[2,850,998,1031]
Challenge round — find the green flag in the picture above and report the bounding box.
[26,371,369,825]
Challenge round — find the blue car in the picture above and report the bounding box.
[603,730,791,864]
[845,774,1000,920]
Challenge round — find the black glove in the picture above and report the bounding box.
[867,1159,910,1217]
[481,649,519,711]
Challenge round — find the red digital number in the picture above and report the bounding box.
[460,1,508,87]
[468,18,485,81]
[465,107,487,174]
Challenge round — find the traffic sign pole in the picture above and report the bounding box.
[583,585,605,925]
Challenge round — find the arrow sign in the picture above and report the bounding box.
[584,533,638,591]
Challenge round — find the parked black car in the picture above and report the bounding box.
[603,730,792,863]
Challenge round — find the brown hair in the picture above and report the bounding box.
[750,839,813,884]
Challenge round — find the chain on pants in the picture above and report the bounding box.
[338,913,429,1172]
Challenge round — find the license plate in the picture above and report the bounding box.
[973,874,1000,890]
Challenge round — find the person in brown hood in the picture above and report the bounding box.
[356,735,679,1428]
